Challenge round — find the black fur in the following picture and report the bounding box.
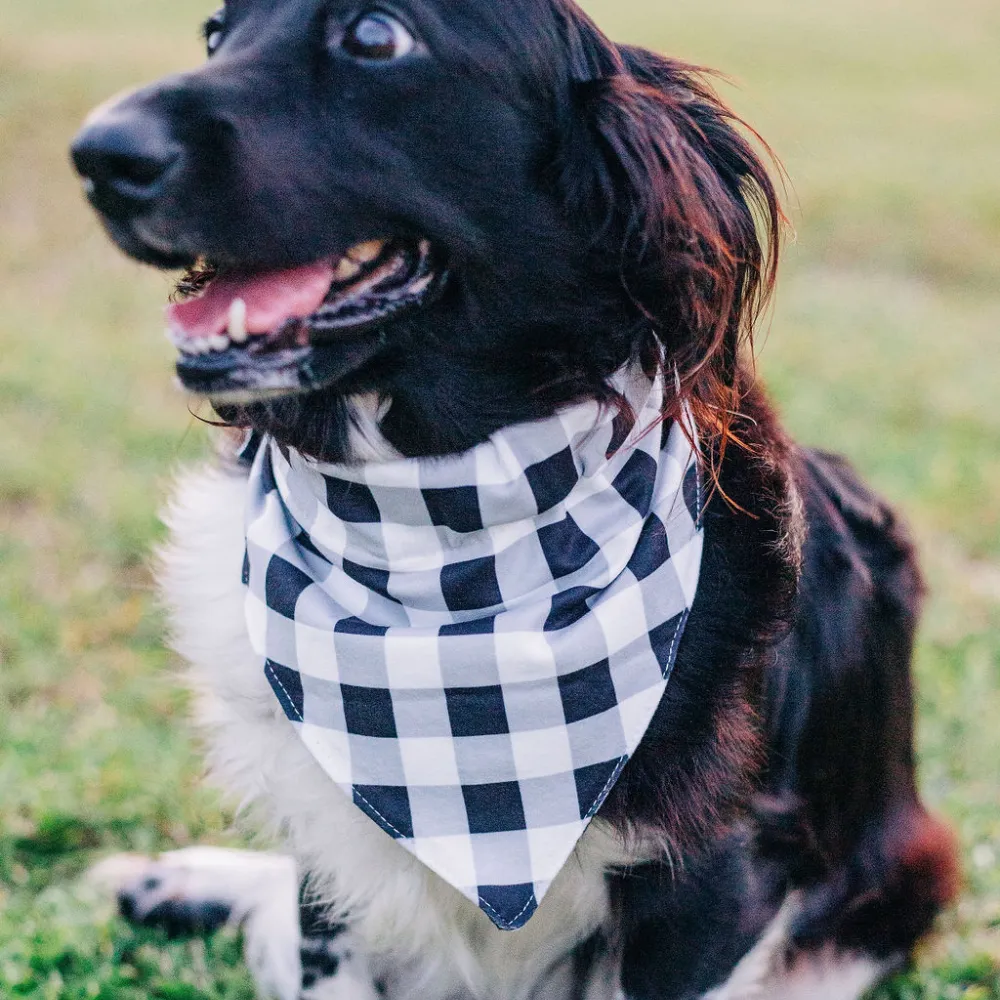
[72,0,957,996]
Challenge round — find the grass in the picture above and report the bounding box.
[0,0,997,995]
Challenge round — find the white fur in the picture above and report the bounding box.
[159,457,895,1000]
[345,394,402,463]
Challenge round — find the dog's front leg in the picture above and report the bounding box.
[91,847,383,1000]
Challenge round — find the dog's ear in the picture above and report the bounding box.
[556,5,782,448]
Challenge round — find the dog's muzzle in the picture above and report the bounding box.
[70,100,448,404]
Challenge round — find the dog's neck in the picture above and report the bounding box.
[239,362,707,930]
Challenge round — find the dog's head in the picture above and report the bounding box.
[71,0,780,461]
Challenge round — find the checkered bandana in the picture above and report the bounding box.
[243,363,704,930]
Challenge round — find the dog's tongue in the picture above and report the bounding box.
[167,260,336,339]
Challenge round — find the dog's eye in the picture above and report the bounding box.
[342,11,415,61]
[203,10,225,56]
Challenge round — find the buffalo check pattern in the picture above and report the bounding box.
[243,365,704,930]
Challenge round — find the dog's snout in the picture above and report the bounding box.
[71,110,181,220]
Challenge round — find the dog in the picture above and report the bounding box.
[70,1,959,997]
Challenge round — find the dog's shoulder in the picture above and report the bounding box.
[602,380,803,847]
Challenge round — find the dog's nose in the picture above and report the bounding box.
[71,111,181,220]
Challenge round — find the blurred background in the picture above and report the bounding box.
[0,0,997,995]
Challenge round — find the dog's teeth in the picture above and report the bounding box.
[174,333,210,356]
[209,334,230,352]
[333,256,363,281]
[347,239,385,264]
[228,298,248,343]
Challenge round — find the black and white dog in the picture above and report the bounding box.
[72,0,958,997]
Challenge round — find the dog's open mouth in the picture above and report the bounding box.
[167,239,444,403]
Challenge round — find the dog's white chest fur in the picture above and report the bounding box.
[161,460,627,999]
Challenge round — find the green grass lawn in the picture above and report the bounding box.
[0,0,997,996]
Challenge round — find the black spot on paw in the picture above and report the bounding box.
[138,898,233,937]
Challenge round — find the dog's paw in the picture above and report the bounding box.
[89,847,303,1000]
[90,847,295,933]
